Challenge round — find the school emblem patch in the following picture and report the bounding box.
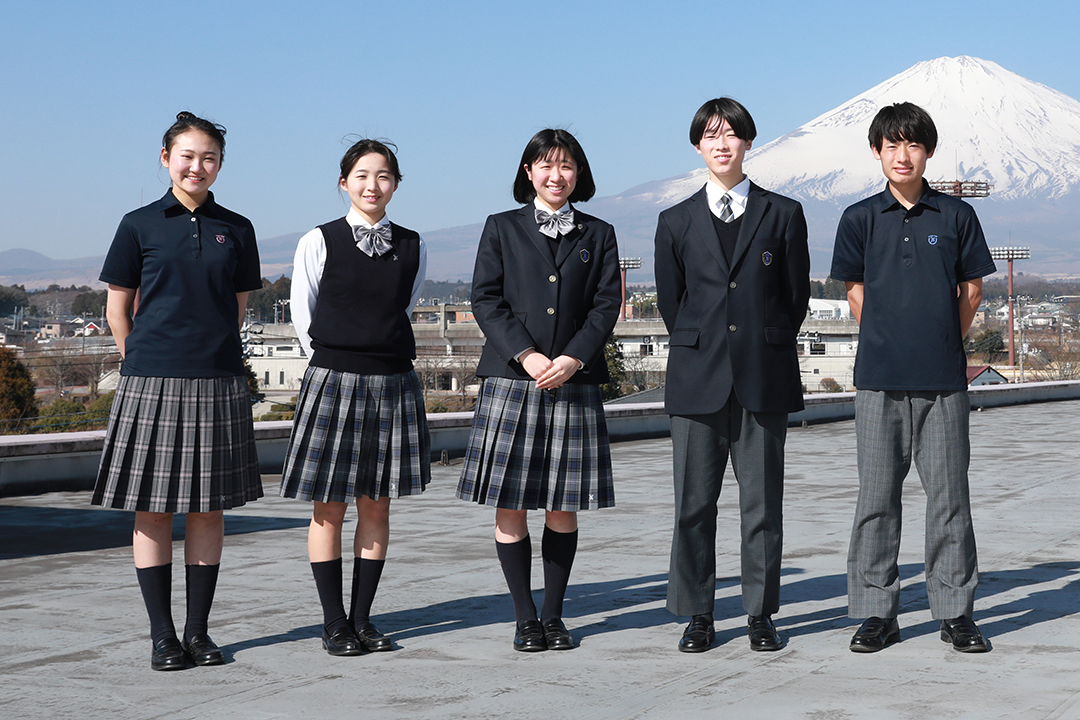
[762,251,773,266]
[215,234,226,244]
[928,235,939,245]
[580,248,590,263]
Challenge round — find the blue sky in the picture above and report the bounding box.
[3,0,1079,261]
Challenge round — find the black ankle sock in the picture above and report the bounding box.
[496,536,537,626]
[311,558,349,635]
[348,558,385,628]
[540,526,578,623]
[136,563,176,645]
[183,563,220,641]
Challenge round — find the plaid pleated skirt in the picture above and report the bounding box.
[456,377,614,511]
[280,366,430,502]
[91,375,262,513]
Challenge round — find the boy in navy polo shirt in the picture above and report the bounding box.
[831,102,996,654]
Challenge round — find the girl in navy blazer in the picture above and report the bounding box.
[457,129,621,651]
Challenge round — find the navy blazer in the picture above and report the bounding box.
[655,182,811,415]
[472,205,621,384]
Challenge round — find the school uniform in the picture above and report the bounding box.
[280,209,430,502]
[92,189,263,513]
[456,200,622,511]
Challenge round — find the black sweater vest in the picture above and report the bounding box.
[307,218,420,375]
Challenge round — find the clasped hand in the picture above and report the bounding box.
[520,350,580,390]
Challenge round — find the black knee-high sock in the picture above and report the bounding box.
[348,558,385,628]
[496,536,537,626]
[541,526,578,623]
[136,563,176,645]
[311,558,349,635]
[183,563,220,641]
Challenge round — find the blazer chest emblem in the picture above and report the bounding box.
[762,251,773,266]
[580,248,590,263]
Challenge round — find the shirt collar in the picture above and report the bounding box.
[346,208,390,229]
[159,188,220,217]
[533,197,573,215]
[705,175,750,217]
[872,180,942,213]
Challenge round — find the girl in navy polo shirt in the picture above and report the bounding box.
[280,138,429,657]
[456,129,621,652]
[93,112,263,671]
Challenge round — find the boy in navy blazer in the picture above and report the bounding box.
[655,97,810,653]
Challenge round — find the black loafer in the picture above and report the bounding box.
[513,619,547,652]
[542,618,575,650]
[678,615,715,653]
[940,616,988,653]
[355,622,393,652]
[322,626,363,656]
[748,615,783,651]
[151,637,186,671]
[849,616,900,653]
[182,633,224,666]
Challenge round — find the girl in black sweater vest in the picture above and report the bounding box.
[280,139,429,656]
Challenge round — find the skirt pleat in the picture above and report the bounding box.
[91,375,262,513]
[456,377,614,511]
[279,366,430,502]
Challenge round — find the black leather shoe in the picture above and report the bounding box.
[182,633,224,666]
[151,637,186,671]
[322,626,363,656]
[513,619,547,652]
[849,616,900,653]
[542,618,575,650]
[678,615,715,653]
[355,622,393,652]
[748,615,783,651]
[940,616,988,653]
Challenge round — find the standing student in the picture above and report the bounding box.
[281,138,429,657]
[457,129,621,652]
[654,98,811,653]
[833,102,995,653]
[92,112,263,670]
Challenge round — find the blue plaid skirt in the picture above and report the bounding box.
[280,366,430,502]
[91,375,262,513]
[456,377,614,511]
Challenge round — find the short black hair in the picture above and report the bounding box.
[339,138,402,183]
[163,111,226,161]
[512,129,596,204]
[868,102,938,153]
[689,98,757,146]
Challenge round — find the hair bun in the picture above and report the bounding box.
[176,111,197,121]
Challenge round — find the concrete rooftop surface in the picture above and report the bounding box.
[2,400,1079,720]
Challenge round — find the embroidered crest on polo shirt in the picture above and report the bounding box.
[762,251,773,266]
[928,235,939,245]
[215,234,226,244]
[580,249,590,263]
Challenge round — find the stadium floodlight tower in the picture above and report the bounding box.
[988,246,1031,368]
[618,257,643,320]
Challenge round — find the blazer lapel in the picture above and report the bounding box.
[730,182,768,273]
[554,215,587,268]
[515,206,556,268]
[687,186,730,276]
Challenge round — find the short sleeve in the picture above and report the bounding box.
[99,215,143,288]
[830,206,866,282]
[232,219,263,292]
[955,205,996,282]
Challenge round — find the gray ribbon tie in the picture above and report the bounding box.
[535,207,575,238]
[354,224,393,256]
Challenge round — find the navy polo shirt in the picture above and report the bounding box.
[100,190,263,377]
[831,182,996,391]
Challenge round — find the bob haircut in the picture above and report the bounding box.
[512,129,596,204]
[689,97,757,146]
[869,102,938,153]
[163,111,227,161]
[339,138,403,183]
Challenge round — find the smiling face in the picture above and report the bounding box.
[526,148,578,212]
[339,151,398,224]
[695,116,750,189]
[161,130,221,209]
[873,136,934,206]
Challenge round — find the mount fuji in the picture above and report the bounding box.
[424,55,1080,280]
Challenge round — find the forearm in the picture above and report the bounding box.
[845,282,864,324]
[959,279,983,336]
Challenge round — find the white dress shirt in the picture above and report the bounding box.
[705,175,751,221]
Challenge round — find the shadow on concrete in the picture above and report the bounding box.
[0,505,308,559]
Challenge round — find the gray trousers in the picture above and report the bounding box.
[847,389,978,620]
[667,392,787,617]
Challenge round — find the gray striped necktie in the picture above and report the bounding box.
[718,193,733,223]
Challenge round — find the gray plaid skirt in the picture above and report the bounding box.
[456,377,614,511]
[91,375,262,513]
[280,366,430,502]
